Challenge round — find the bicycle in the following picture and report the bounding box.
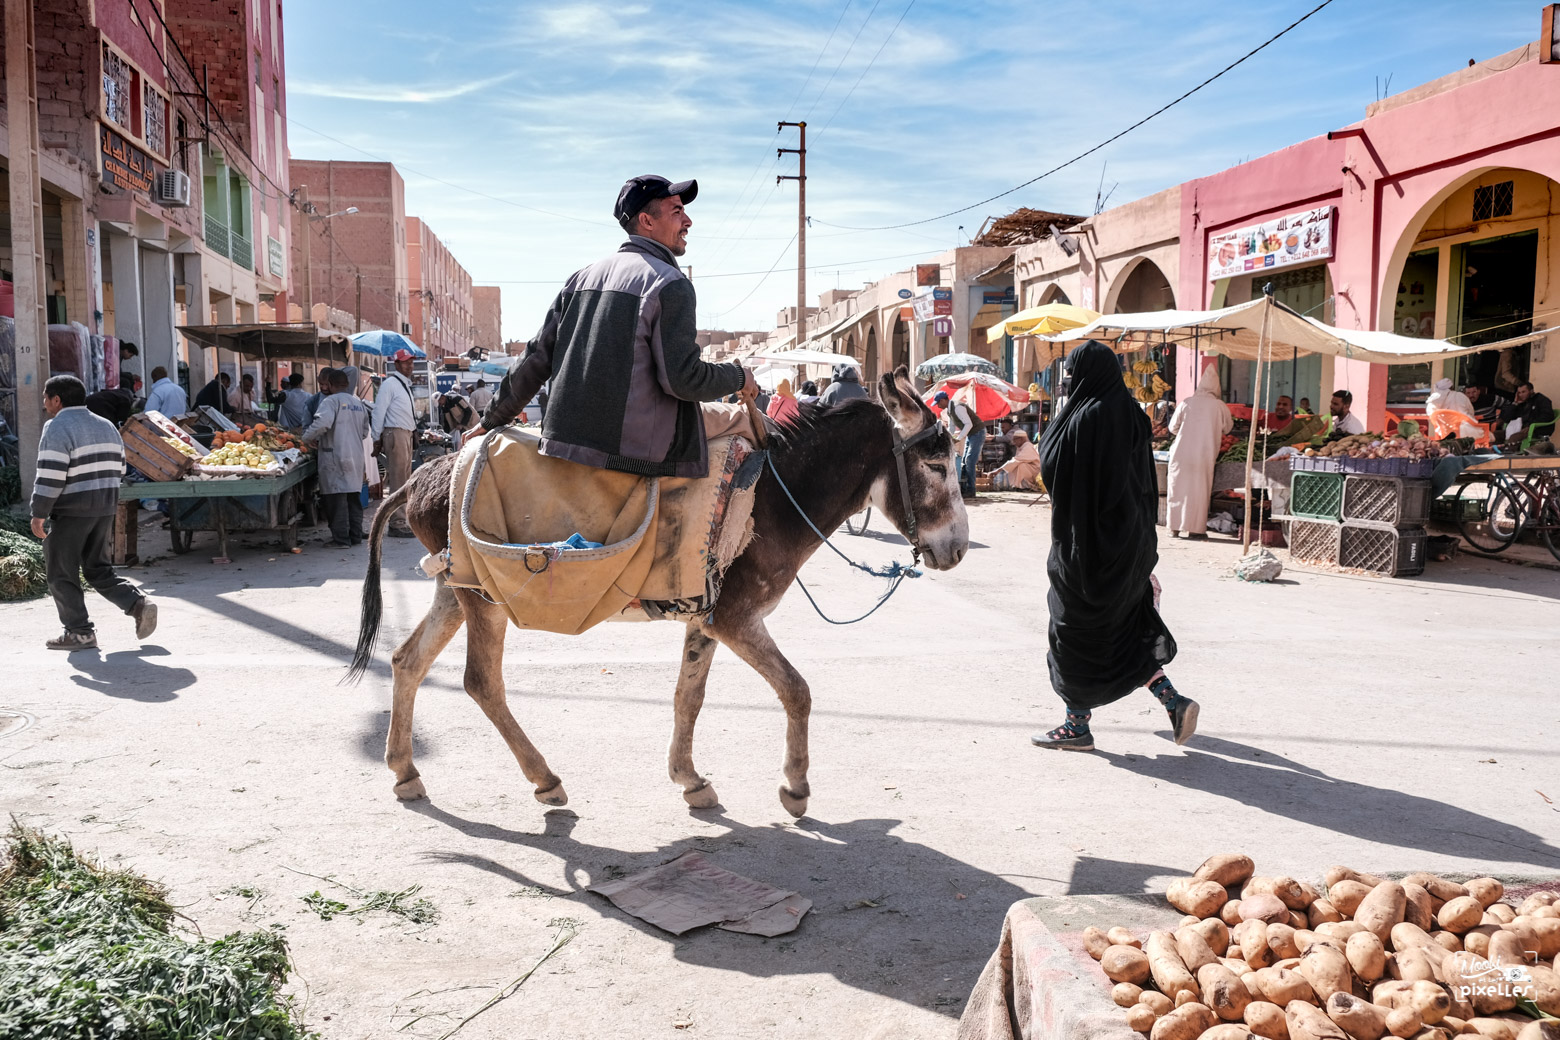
[843,507,872,536]
[1455,464,1560,561]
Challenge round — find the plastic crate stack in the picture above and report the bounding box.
[1285,457,1430,576]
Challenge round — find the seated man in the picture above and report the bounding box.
[1264,395,1294,431]
[1466,385,1506,424]
[1496,381,1555,444]
[990,428,1041,490]
[480,174,757,476]
[1328,389,1364,437]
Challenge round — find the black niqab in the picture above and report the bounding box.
[1038,341,1176,709]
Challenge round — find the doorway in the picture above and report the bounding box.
[1453,230,1537,393]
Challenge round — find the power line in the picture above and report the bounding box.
[822,0,1340,232]
[473,244,940,286]
[785,0,855,120]
[713,233,798,318]
[286,117,616,227]
[802,0,884,122]
[815,0,915,137]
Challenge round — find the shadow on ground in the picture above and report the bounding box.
[68,646,194,701]
[1098,734,1560,869]
[408,802,1054,1018]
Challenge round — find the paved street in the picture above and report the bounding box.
[5,499,1558,1038]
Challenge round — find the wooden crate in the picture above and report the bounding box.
[122,414,194,482]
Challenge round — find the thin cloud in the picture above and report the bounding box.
[290,71,517,103]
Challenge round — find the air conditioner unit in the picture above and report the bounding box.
[155,169,192,207]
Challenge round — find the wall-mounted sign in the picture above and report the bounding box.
[100,124,159,194]
[916,263,941,286]
[932,316,954,337]
[912,294,935,322]
[933,299,952,316]
[1208,205,1334,281]
[897,288,913,299]
[899,306,914,320]
[435,373,458,395]
[932,287,952,301]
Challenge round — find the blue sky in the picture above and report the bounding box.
[286,0,1544,341]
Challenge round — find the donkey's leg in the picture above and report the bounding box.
[669,623,720,808]
[386,580,466,800]
[456,589,569,806]
[712,617,812,818]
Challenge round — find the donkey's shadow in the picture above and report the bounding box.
[409,802,1046,1017]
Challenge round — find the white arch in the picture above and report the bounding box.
[1103,255,1176,314]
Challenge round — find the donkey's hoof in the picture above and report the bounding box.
[534,781,569,807]
[682,781,720,809]
[393,776,427,801]
[778,783,809,818]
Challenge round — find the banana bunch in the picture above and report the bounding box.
[1151,374,1170,395]
[1131,359,1159,375]
[202,443,277,470]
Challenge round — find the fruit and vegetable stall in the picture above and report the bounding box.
[116,411,319,563]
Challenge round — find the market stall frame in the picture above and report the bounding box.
[116,458,318,565]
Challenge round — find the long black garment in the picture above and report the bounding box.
[1038,341,1176,709]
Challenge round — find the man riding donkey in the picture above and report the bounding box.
[479,175,759,474]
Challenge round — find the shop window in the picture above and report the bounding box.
[102,43,135,132]
[1472,181,1514,222]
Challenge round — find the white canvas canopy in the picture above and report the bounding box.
[746,348,861,367]
[1036,295,1553,364]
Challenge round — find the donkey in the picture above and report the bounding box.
[348,368,969,819]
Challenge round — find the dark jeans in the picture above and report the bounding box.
[44,514,144,634]
[322,492,365,544]
[961,429,987,496]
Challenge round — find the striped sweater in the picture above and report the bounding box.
[31,407,126,519]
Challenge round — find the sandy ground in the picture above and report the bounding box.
[5,496,1559,1039]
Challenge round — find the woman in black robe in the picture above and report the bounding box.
[1032,341,1196,751]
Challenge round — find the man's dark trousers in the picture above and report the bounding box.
[322,492,364,544]
[45,514,143,633]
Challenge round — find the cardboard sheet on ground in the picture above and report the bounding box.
[588,851,811,937]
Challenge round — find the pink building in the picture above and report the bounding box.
[1178,28,1560,430]
[406,217,475,359]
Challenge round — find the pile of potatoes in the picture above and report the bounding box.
[1083,855,1560,1040]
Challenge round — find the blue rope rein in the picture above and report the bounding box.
[764,452,921,625]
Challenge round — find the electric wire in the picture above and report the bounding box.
[819,0,1340,232]
[814,0,916,138]
[801,0,884,122]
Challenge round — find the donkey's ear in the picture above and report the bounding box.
[879,365,929,433]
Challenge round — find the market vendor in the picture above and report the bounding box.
[1264,395,1294,430]
[1466,385,1506,423]
[302,369,372,548]
[1165,366,1232,539]
[228,373,261,425]
[1495,381,1554,444]
[990,428,1041,490]
[1426,378,1474,418]
[1329,390,1364,436]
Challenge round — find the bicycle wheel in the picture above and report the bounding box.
[1538,498,1560,563]
[844,507,871,536]
[1457,480,1523,553]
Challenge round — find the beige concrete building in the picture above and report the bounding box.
[407,216,474,359]
[473,285,502,354]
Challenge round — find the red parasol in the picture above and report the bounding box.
[922,372,1029,422]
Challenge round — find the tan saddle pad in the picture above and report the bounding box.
[443,427,756,634]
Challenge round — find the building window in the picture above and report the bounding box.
[102,43,135,131]
[144,81,169,156]
[1473,181,1514,222]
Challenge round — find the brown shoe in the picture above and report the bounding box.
[47,630,98,652]
[131,598,158,640]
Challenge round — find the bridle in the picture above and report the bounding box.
[890,424,940,566]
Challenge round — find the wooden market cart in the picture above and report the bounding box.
[116,458,318,564]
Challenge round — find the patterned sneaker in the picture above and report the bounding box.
[1031,710,1094,751]
[131,598,158,640]
[46,630,98,652]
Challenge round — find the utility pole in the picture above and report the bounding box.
[297,184,312,322]
[7,0,48,493]
[777,121,806,347]
[355,273,362,333]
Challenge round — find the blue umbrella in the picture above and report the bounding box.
[916,352,997,378]
[350,330,426,358]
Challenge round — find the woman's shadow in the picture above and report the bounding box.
[407,800,1039,1018]
[1096,734,1560,869]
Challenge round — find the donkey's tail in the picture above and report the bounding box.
[344,479,415,685]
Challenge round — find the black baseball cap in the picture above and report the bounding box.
[614,175,698,231]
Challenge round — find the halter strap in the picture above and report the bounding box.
[891,424,939,566]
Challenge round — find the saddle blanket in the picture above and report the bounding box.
[437,427,758,634]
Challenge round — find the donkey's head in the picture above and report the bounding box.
[875,366,970,571]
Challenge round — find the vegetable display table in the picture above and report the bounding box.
[116,458,318,563]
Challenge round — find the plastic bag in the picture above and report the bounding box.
[1234,548,1283,582]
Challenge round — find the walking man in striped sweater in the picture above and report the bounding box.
[30,375,157,652]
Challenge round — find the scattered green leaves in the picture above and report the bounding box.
[299,884,437,925]
[300,890,348,920]
[0,820,315,1039]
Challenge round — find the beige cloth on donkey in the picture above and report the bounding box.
[441,426,756,634]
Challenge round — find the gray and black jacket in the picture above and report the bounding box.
[482,236,745,478]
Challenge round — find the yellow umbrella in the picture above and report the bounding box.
[986,303,1101,344]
